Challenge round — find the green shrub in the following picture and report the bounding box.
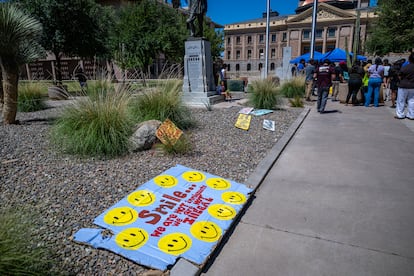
[0,207,56,275]
[289,95,304,107]
[18,82,47,112]
[227,79,244,91]
[156,134,193,155]
[50,90,133,157]
[248,78,282,109]
[280,76,306,98]
[129,79,196,130]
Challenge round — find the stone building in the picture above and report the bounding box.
[223,0,376,79]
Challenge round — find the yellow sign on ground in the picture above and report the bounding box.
[156,119,183,145]
[235,114,251,130]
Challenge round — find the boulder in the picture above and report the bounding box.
[129,120,162,152]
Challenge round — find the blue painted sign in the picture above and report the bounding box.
[74,164,252,270]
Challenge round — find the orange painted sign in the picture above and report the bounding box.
[156,119,183,145]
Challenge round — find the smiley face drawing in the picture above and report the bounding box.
[221,191,247,205]
[190,221,222,242]
[206,178,231,190]
[182,171,206,182]
[103,206,138,226]
[154,175,178,188]
[208,204,237,220]
[158,233,192,255]
[115,228,149,250]
[127,190,156,207]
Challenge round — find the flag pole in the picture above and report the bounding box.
[310,0,318,59]
[264,0,270,78]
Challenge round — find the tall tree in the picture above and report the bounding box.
[17,0,113,83]
[0,3,44,124]
[111,0,187,72]
[366,0,414,55]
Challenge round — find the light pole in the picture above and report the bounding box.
[264,0,270,78]
[310,0,318,59]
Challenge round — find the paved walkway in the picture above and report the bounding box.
[201,101,414,276]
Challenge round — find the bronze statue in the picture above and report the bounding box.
[186,0,207,37]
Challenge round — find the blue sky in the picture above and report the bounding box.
[174,0,378,26]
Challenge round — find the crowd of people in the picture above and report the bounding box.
[296,53,414,119]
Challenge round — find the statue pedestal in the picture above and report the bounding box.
[182,38,216,106]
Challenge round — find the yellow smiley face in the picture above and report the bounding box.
[182,171,206,182]
[190,221,222,242]
[221,191,247,205]
[103,206,138,226]
[158,233,192,255]
[127,190,156,207]
[206,178,231,190]
[208,204,237,220]
[154,175,178,188]
[115,228,149,250]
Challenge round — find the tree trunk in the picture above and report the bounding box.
[1,59,19,124]
[54,51,63,84]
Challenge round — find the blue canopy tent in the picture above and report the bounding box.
[321,48,367,62]
[290,51,323,64]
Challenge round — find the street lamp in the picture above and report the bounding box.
[264,0,270,78]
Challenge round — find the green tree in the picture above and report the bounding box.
[17,0,113,83]
[366,0,414,55]
[0,3,44,124]
[111,0,187,72]
[203,21,224,61]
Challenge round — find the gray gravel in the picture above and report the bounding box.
[0,100,303,275]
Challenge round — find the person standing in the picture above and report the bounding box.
[389,60,403,108]
[304,59,315,101]
[365,57,384,107]
[331,62,343,101]
[314,59,336,113]
[395,53,414,119]
[345,62,364,106]
[383,59,391,101]
[297,59,305,75]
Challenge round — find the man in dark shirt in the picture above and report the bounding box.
[314,59,336,113]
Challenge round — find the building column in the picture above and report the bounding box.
[323,27,328,52]
[335,27,340,48]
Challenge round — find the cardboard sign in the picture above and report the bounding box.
[74,165,252,271]
[235,114,252,130]
[156,119,183,145]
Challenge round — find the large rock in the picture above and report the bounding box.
[129,120,162,152]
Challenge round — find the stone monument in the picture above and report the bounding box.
[182,0,216,106]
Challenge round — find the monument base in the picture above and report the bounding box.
[182,38,216,106]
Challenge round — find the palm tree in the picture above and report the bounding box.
[0,3,43,124]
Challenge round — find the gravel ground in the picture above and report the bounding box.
[0,99,304,275]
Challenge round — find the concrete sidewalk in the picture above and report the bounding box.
[201,102,414,276]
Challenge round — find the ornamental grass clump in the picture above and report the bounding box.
[280,76,306,98]
[50,89,133,157]
[18,82,47,112]
[249,78,282,109]
[0,207,56,275]
[288,95,304,107]
[129,79,196,130]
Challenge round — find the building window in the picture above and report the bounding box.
[236,64,240,71]
[247,36,252,44]
[282,32,287,42]
[236,50,240,59]
[271,48,276,58]
[326,44,335,52]
[271,34,276,42]
[270,63,275,71]
[328,28,336,37]
[259,49,264,59]
[247,49,252,59]
[316,29,323,38]
[258,63,263,70]
[227,64,231,71]
[303,30,311,39]
[259,34,264,43]
[247,63,251,71]
[227,37,231,45]
[227,51,231,59]
[315,45,323,52]
[236,36,241,44]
